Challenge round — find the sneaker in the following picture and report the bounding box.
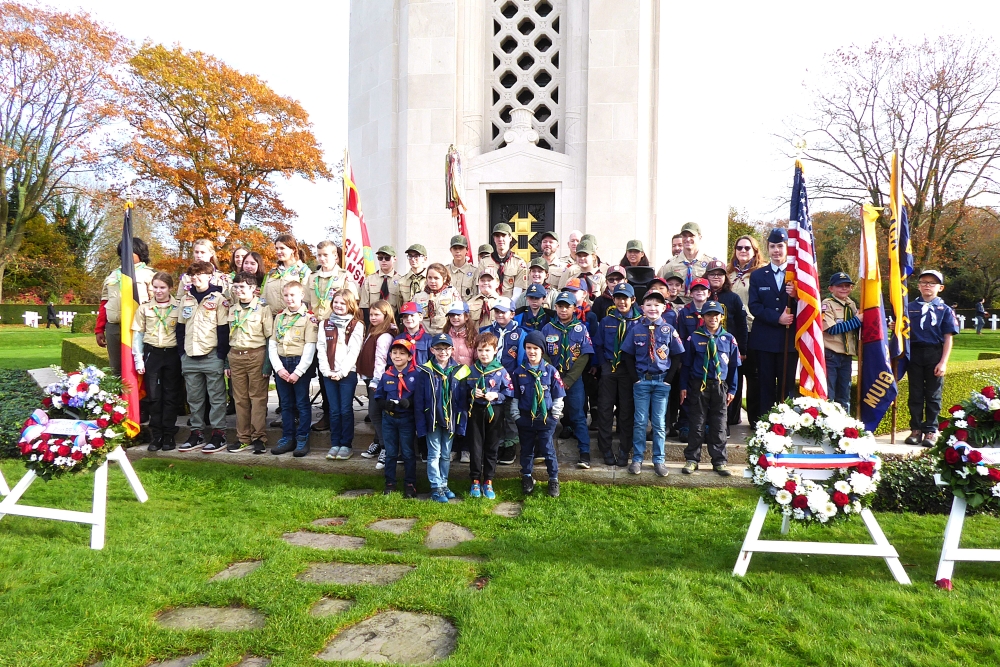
[384,482,396,495]
[404,483,418,499]
[362,441,382,458]
[430,489,449,503]
[443,487,456,500]
[147,437,162,452]
[271,438,295,455]
[921,432,939,447]
[714,464,732,477]
[160,439,176,452]
[251,438,267,455]
[293,440,310,457]
[548,479,560,497]
[577,452,591,469]
[460,450,471,463]
[178,430,204,452]
[326,446,339,460]
[682,461,698,474]
[227,441,247,453]
[483,481,496,500]
[904,431,922,446]
[628,461,642,475]
[269,417,282,428]
[521,475,535,495]
[653,462,669,477]
[677,427,689,443]
[202,430,227,453]
[470,481,482,498]
[603,453,617,466]
[375,449,386,470]
[311,416,330,432]
[498,445,517,465]
[336,446,354,460]
[615,451,630,467]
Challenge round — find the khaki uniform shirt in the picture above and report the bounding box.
[102,263,155,324]
[479,253,528,298]
[273,306,319,357]
[656,252,716,289]
[177,290,229,357]
[304,269,359,321]
[228,297,273,350]
[558,265,607,301]
[543,254,572,288]
[467,292,498,331]
[413,286,459,335]
[132,298,179,349]
[262,262,311,316]
[176,269,230,300]
[729,267,755,329]
[448,261,479,300]
[360,270,400,310]
[392,270,427,306]
[822,296,859,356]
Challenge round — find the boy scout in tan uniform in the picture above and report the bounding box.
[262,262,311,316]
[269,286,320,454]
[132,290,181,450]
[558,239,606,301]
[821,272,860,412]
[360,245,401,311]
[133,296,179,351]
[101,262,155,374]
[414,283,459,334]
[228,278,274,453]
[447,234,480,300]
[392,244,429,305]
[479,222,528,300]
[305,268,358,321]
[655,222,716,294]
[467,269,500,330]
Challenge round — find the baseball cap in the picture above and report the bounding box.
[828,272,854,287]
[555,291,577,305]
[607,265,627,279]
[478,267,499,281]
[613,283,635,298]
[492,223,513,236]
[680,222,702,236]
[526,283,548,298]
[662,272,684,283]
[918,269,944,284]
[449,235,469,248]
[703,300,724,315]
[447,301,469,315]
[529,257,550,271]
[430,333,454,348]
[563,278,584,292]
[576,240,597,256]
[491,296,514,312]
[643,290,666,303]
[539,230,559,241]
[399,301,422,315]
[376,245,396,257]
[626,239,644,252]
[649,276,670,288]
[705,260,728,274]
[406,244,427,257]
[390,338,415,355]
[478,244,493,256]
[689,278,711,291]
[767,228,788,244]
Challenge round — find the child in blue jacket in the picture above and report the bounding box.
[462,331,514,499]
[374,338,421,498]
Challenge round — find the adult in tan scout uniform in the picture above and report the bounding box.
[558,239,606,302]
[361,245,401,312]
[96,236,155,375]
[447,235,479,300]
[821,272,860,413]
[132,270,181,451]
[392,244,429,307]
[305,240,359,321]
[538,230,571,288]
[269,281,319,455]
[227,272,274,454]
[656,222,716,295]
[262,234,312,316]
[479,223,528,301]
[467,268,500,331]
[413,263,459,334]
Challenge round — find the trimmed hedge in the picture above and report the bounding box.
[873,452,998,516]
[979,352,1000,361]
[0,369,42,458]
[62,337,109,370]
[71,313,97,334]
[0,303,98,325]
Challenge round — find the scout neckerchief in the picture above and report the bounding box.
[379,273,391,300]
[472,358,504,420]
[550,317,580,372]
[429,360,455,429]
[522,306,548,331]
[402,327,426,370]
[526,363,548,421]
[832,297,856,348]
[919,298,939,329]
[393,366,410,400]
[492,251,510,289]
[681,257,696,292]
[408,271,426,299]
[644,318,657,363]
[732,261,753,285]
[423,286,447,321]
[574,299,591,323]
[609,305,642,371]
[264,262,304,288]
[313,271,337,304]
[152,301,174,333]
[694,326,723,391]
[476,292,495,325]
[275,308,305,341]
[230,300,256,337]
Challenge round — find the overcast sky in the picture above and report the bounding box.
[49,0,1000,243]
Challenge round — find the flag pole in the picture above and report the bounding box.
[855,204,865,421]
[890,358,897,443]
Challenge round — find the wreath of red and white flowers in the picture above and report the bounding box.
[747,397,882,524]
[931,383,1000,509]
[18,365,132,480]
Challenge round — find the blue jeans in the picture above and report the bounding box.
[323,372,358,448]
[426,427,453,490]
[275,355,313,443]
[563,379,590,453]
[382,411,416,487]
[633,380,670,464]
[825,350,853,411]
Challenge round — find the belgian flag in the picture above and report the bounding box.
[119,203,141,437]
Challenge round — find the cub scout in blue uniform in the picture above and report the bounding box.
[510,329,566,497]
[679,301,740,476]
[905,269,959,447]
[479,296,523,465]
[461,331,514,500]
[374,338,420,498]
[414,333,471,503]
[514,283,555,332]
[594,282,642,466]
[394,301,432,367]
[541,291,595,469]
[621,289,685,476]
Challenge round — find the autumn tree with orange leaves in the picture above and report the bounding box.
[118,44,330,262]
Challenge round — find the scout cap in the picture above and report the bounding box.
[539,230,559,241]
[643,290,666,303]
[525,330,546,350]
[767,228,788,244]
[626,239,644,252]
[662,272,684,283]
[580,233,597,246]
[526,283,548,298]
[406,244,427,257]
[529,257,550,271]
[828,272,854,287]
[703,300,724,315]
[492,296,514,312]
[399,301,422,315]
[689,277,711,291]
[607,264,627,279]
[705,259,728,274]
[390,338,415,355]
[478,243,493,256]
[492,223,513,236]
[555,291,577,305]
[680,222,702,236]
[563,277,584,292]
[431,333,454,348]
[613,283,635,299]
[478,267,499,281]
[447,301,469,315]
[649,276,670,288]
[376,245,396,257]
[449,235,468,248]
[576,240,597,256]
[918,269,944,284]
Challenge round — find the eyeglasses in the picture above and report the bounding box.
[917,281,939,287]
[735,245,753,251]
[376,255,391,261]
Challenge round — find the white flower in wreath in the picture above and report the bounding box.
[763,432,791,454]
[834,480,852,494]
[800,413,815,428]
[792,508,806,520]
[86,383,100,398]
[29,454,37,461]
[818,513,830,523]
[104,428,117,438]
[992,483,1000,498]
[955,419,968,429]
[843,502,853,514]
[849,471,875,495]
[807,489,830,513]
[841,435,877,458]
[80,444,92,455]
[822,502,838,517]
[755,422,769,437]
[752,471,766,485]
[775,489,793,505]
[991,399,1000,411]
[948,435,958,446]
[765,466,789,487]
[853,501,862,513]
[952,409,966,419]
[977,465,990,476]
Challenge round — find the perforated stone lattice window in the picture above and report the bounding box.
[489,0,564,151]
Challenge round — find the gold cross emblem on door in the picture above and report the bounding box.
[509,211,537,264]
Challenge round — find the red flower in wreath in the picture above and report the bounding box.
[784,480,797,492]
[832,491,850,506]
[771,423,787,436]
[944,447,962,465]
[989,468,1000,481]
[939,420,950,430]
[968,450,984,464]
[42,397,52,408]
[76,382,88,394]
[102,403,113,413]
[61,392,70,403]
[20,442,32,455]
[96,417,109,428]
[56,445,70,457]
[42,451,55,462]
[757,454,770,469]
[71,450,84,461]
[111,412,124,425]
[856,461,875,476]
[950,405,964,414]
[804,407,819,418]
[983,386,996,400]
[968,415,978,428]
[956,429,970,442]
[843,427,859,438]
[90,437,105,449]
[995,409,1000,422]
[792,495,809,510]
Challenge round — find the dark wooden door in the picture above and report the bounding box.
[488,192,556,264]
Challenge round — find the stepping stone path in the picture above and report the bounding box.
[235,659,271,667]
[312,517,348,527]
[493,502,522,517]
[316,611,457,664]
[425,522,475,550]
[339,489,374,498]
[156,606,266,631]
[148,656,207,667]
[209,560,262,582]
[368,518,417,534]
[310,597,355,618]
[283,532,366,551]
[298,563,415,586]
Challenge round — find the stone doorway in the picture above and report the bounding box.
[488,191,555,264]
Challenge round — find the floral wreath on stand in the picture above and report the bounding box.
[931,384,1000,509]
[746,397,882,524]
[18,365,134,481]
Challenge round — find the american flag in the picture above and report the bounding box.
[786,160,828,399]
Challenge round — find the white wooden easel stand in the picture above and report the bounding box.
[934,475,1000,586]
[733,467,911,584]
[0,446,147,550]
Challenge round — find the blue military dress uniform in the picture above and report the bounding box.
[747,262,796,421]
[374,366,420,489]
[541,317,595,456]
[511,359,566,479]
[680,323,741,466]
[907,296,960,434]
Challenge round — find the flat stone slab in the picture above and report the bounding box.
[368,518,418,535]
[316,611,457,664]
[310,597,355,617]
[156,606,266,632]
[235,659,271,667]
[147,656,207,667]
[298,563,415,586]
[313,517,348,527]
[339,489,374,498]
[425,522,475,550]
[283,532,366,551]
[209,560,262,582]
[492,502,522,517]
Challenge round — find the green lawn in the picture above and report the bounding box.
[2,458,1000,666]
[950,330,1000,363]
[0,325,88,370]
